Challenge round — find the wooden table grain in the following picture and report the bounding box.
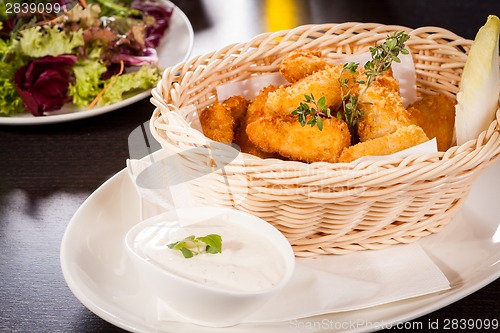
[1,1,498,332]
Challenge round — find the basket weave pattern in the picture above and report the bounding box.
[150,23,500,256]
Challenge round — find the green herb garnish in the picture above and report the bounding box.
[167,234,223,259]
[291,94,330,130]
[292,31,410,133]
[337,61,364,134]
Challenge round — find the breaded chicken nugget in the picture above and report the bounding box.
[367,68,400,93]
[278,49,329,83]
[246,85,280,124]
[264,64,351,118]
[223,95,248,130]
[407,93,456,151]
[339,125,429,163]
[246,115,351,163]
[233,86,280,158]
[356,73,411,142]
[233,117,278,159]
[199,102,234,144]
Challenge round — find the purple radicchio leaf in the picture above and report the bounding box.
[14,55,77,116]
[132,0,173,48]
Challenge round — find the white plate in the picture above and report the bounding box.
[60,159,500,333]
[0,0,193,126]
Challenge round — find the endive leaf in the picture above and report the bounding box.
[455,15,500,145]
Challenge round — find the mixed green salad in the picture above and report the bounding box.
[0,0,172,117]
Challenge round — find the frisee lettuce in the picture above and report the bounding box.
[0,2,7,21]
[0,34,25,116]
[93,0,140,17]
[19,25,84,58]
[98,65,160,107]
[69,60,108,107]
[0,62,25,116]
[64,3,102,29]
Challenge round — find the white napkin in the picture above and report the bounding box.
[152,243,449,323]
[247,244,449,322]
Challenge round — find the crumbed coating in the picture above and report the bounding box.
[278,49,329,83]
[356,72,411,142]
[366,68,401,93]
[339,125,429,162]
[234,86,281,158]
[246,85,280,124]
[199,102,235,144]
[407,93,456,151]
[246,115,351,163]
[223,95,248,130]
[233,119,278,159]
[264,64,350,118]
[200,51,431,163]
[234,115,278,159]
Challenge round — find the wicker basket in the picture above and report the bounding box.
[150,22,500,257]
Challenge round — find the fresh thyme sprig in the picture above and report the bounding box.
[167,234,222,259]
[291,94,330,130]
[365,31,411,82]
[338,62,362,134]
[291,31,410,133]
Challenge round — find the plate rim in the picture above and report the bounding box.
[0,0,193,126]
[60,160,500,333]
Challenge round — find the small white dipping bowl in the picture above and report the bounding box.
[125,206,295,327]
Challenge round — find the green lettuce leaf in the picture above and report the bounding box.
[0,62,25,116]
[0,2,7,21]
[18,25,84,58]
[85,41,106,60]
[68,60,108,107]
[63,3,102,29]
[0,35,8,56]
[0,36,26,116]
[98,65,160,106]
[91,0,140,17]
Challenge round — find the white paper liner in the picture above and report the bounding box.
[329,52,418,107]
[349,138,437,165]
[217,72,288,102]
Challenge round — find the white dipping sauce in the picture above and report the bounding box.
[133,213,287,292]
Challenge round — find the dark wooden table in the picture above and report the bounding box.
[1,1,498,332]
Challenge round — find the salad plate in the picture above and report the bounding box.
[60,158,500,332]
[0,1,193,126]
